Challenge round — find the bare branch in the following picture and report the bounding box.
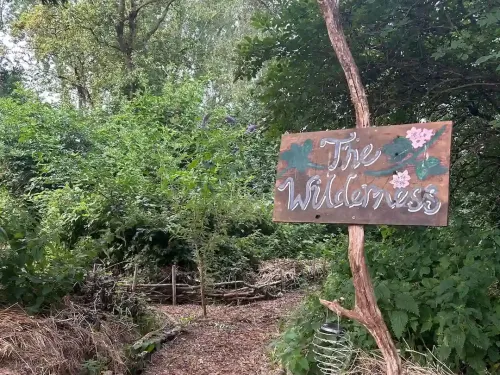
[319,299,365,323]
[80,25,121,51]
[136,0,160,13]
[140,0,176,46]
[431,82,500,98]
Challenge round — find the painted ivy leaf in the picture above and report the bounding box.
[279,139,324,173]
[389,310,408,339]
[415,157,448,180]
[382,136,413,162]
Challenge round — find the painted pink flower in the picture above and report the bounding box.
[411,137,426,149]
[390,170,411,189]
[406,127,421,142]
[406,127,432,149]
[420,128,434,141]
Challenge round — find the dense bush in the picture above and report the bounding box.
[0,83,313,308]
[0,89,336,311]
[273,223,500,374]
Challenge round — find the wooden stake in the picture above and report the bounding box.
[317,1,402,374]
[132,264,138,292]
[172,264,177,306]
[198,246,207,317]
[280,269,284,293]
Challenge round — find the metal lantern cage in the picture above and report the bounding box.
[312,321,353,375]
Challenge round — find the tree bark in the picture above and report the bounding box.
[316,1,402,374]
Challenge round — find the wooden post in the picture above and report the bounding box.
[280,269,285,293]
[132,264,138,292]
[198,246,207,317]
[172,264,177,306]
[316,1,402,374]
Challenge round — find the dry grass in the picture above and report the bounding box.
[257,258,328,286]
[346,349,455,375]
[0,301,138,375]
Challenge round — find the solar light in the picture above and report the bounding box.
[312,321,353,374]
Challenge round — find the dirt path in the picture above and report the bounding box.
[144,292,304,375]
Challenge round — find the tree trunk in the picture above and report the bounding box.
[316,1,402,374]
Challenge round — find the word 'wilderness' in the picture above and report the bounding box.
[277,175,441,215]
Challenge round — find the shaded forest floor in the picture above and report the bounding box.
[144,292,304,375]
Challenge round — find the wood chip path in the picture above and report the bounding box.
[144,292,304,375]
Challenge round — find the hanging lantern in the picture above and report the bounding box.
[312,321,353,374]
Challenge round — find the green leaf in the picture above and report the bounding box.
[187,159,200,169]
[298,357,309,371]
[457,282,470,299]
[375,282,391,301]
[488,347,500,362]
[389,310,408,338]
[415,157,447,180]
[395,293,419,315]
[42,285,52,296]
[284,330,298,341]
[475,55,494,65]
[437,279,455,295]
[382,137,413,162]
[421,320,433,333]
[448,328,466,354]
[467,355,487,373]
[436,344,451,361]
[419,267,430,277]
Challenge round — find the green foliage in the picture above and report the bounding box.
[0,80,276,309]
[274,223,500,374]
[81,358,108,375]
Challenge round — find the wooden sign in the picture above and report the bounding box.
[273,122,453,226]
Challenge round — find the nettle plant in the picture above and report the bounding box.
[274,223,500,375]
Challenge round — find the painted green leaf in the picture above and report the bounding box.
[415,157,447,180]
[302,139,313,154]
[389,310,408,338]
[279,139,324,174]
[382,136,413,162]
